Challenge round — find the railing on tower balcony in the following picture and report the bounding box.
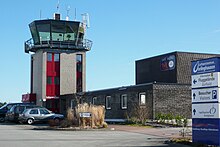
[25,38,92,53]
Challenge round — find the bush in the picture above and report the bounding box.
[48,119,60,127]
[175,115,183,126]
[67,108,74,122]
[155,113,162,121]
[183,117,188,127]
[155,113,187,126]
[127,117,140,124]
[59,119,73,128]
[102,122,108,128]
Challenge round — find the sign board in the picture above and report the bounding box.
[79,112,92,118]
[192,57,220,146]
[193,118,220,146]
[192,103,220,119]
[191,72,220,89]
[192,57,220,75]
[192,88,219,103]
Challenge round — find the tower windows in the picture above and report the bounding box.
[54,77,60,85]
[76,54,83,92]
[54,54,60,62]
[46,53,60,97]
[47,53,52,61]
[47,76,52,84]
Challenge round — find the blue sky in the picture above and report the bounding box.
[1,0,220,102]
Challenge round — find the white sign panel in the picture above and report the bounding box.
[79,112,92,118]
[192,88,219,103]
[192,103,220,118]
[191,72,220,89]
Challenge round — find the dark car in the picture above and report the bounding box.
[6,105,41,123]
[0,103,28,122]
[19,108,64,125]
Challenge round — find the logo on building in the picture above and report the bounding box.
[160,55,175,71]
[192,58,218,75]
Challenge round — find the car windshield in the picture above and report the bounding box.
[0,104,7,110]
[16,106,25,113]
[9,105,16,112]
[22,109,29,114]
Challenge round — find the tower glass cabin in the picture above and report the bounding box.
[24,15,92,113]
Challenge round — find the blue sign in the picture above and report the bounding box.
[213,90,217,99]
[193,118,220,146]
[192,57,220,146]
[192,57,220,75]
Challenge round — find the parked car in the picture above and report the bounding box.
[6,105,41,123]
[19,108,64,125]
[0,103,34,122]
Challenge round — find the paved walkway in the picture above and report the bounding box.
[109,125,192,139]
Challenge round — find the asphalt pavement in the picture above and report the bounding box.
[0,123,191,147]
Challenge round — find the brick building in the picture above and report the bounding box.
[60,51,219,120]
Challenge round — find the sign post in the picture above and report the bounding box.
[192,57,220,146]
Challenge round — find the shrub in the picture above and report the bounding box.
[67,108,74,122]
[48,119,60,127]
[102,122,108,128]
[59,119,73,128]
[183,117,188,127]
[175,115,183,126]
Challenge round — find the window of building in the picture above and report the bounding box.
[76,54,82,72]
[76,54,83,92]
[30,24,39,44]
[46,100,52,109]
[54,77,60,85]
[92,97,97,105]
[139,92,146,105]
[71,99,75,109]
[37,23,50,42]
[54,53,60,62]
[64,23,77,41]
[47,53,52,61]
[47,76,52,84]
[54,99,59,109]
[51,22,65,41]
[106,96,111,110]
[121,94,127,109]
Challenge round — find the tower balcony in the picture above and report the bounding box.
[25,38,92,53]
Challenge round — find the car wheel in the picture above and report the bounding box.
[54,118,60,124]
[27,118,34,125]
[0,117,5,122]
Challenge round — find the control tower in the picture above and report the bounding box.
[24,13,92,112]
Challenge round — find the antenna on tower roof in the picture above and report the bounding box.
[82,13,90,28]
[54,0,61,20]
[40,10,42,20]
[74,8,77,21]
[56,0,60,13]
[66,5,70,21]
